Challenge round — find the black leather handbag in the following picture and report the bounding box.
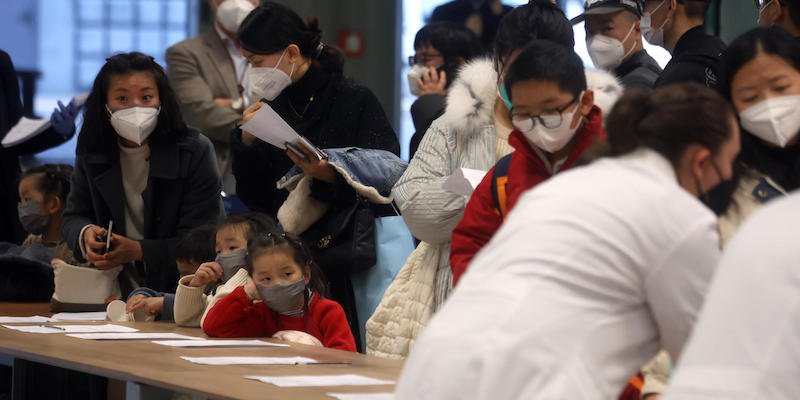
[301,194,377,275]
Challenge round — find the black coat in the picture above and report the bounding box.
[0,49,75,244]
[655,26,726,91]
[231,67,400,217]
[62,129,224,293]
[409,94,446,159]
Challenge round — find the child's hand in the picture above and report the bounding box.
[244,279,260,301]
[126,296,164,318]
[272,330,323,346]
[188,262,223,287]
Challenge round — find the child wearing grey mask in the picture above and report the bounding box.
[172,213,276,327]
[202,231,356,352]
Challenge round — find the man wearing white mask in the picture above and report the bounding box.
[640,0,725,90]
[574,0,662,92]
[165,0,260,195]
[758,0,800,37]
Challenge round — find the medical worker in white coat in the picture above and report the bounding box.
[394,80,741,399]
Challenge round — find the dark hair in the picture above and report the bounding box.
[414,22,485,63]
[76,52,187,156]
[606,83,735,166]
[504,40,586,100]
[216,212,278,244]
[19,164,73,204]
[245,232,329,298]
[778,0,800,28]
[721,26,800,102]
[238,2,344,75]
[174,224,216,264]
[493,0,574,72]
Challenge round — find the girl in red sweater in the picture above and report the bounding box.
[202,232,356,352]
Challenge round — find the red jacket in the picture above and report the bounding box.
[202,286,357,352]
[450,106,606,285]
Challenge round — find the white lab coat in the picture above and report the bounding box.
[664,192,800,400]
[394,149,721,400]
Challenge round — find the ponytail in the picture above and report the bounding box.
[238,2,344,75]
[605,83,735,167]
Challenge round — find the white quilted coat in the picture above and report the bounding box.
[366,59,623,359]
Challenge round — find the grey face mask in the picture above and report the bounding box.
[17,200,49,235]
[215,248,248,282]
[256,278,307,314]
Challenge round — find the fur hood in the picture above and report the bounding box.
[440,58,624,135]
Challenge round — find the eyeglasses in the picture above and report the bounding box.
[509,95,580,130]
[408,52,444,66]
[755,0,774,8]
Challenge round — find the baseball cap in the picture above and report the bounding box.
[571,0,646,24]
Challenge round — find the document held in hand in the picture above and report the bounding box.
[240,103,326,161]
[1,91,90,148]
[442,168,488,196]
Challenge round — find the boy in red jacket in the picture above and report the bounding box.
[450,40,608,285]
[203,232,356,352]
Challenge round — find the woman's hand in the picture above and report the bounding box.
[94,233,143,269]
[285,144,337,183]
[241,101,265,147]
[188,262,223,288]
[82,225,107,264]
[417,66,447,96]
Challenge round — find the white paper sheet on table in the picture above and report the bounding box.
[182,356,316,365]
[442,168,488,196]
[245,374,395,387]
[239,103,325,159]
[326,393,395,400]
[66,332,202,340]
[51,312,107,321]
[0,316,54,323]
[153,339,288,348]
[2,324,137,334]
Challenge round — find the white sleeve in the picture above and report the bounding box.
[77,224,97,260]
[645,218,721,362]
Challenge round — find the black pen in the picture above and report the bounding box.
[39,325,66,331]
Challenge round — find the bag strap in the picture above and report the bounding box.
[491,154,512,220]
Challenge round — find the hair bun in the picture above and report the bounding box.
[306,17,323,45]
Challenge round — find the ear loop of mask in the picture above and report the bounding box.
[620,22,638,60]
[694,158,724,203]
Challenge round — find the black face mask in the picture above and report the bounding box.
[699,160,740,216]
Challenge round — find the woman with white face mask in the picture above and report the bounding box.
[712,26,800,245]
[232,1,399,218]
[62,52,224,295]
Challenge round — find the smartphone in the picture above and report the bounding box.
[96,220,113,255]
[285,141,310,163]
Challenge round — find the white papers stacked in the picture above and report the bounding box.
[245,374,395,387]
[51,312,107,321]
[66,332,202,340]
[326,393,395,400]
[442,168,488,196]
[2,324,138,334]
[182,356,316,365]
[0,316,53,323]
[153,339,288,348]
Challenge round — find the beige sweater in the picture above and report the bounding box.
[173,268,250,327]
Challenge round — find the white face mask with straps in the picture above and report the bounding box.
[216,0,256,33]
[107,104,160,145]
[587,22,638,71]
[740,95,800,147]
[250,48,295,101]
[641,0,669,46]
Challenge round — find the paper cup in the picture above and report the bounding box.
[106,300,129,322]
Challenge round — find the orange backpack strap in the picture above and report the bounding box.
[491,154,512,220]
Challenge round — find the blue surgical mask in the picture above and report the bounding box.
[498,82,513,110]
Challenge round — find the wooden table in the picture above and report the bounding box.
[0,303,403,399]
